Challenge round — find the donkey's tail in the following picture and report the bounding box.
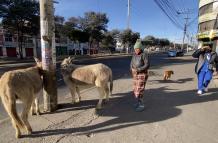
[109,69,113,95]
[1,90,25,130]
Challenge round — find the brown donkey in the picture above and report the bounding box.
[61,57,113,109]
[0,58,43,138]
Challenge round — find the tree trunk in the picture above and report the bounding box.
[17,30,22,59]
[17,29,24,59]
[89,40,92,55]
[20,32,24,59]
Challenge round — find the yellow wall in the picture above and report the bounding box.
[199,0,213,8]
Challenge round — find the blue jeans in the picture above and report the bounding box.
[197,70,213,91]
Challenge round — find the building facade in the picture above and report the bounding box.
[198,0,218,51]
[0,27,94,58]
[0,28,37,58]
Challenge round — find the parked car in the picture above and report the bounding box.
[176,50,184,57]
[155,48,160,51]
[167,50,177,57]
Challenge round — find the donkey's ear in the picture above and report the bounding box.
[67,56,71,60]
[33,57,42,68]
[69,57,75,63]
[34,57,41,63]
[69,56,75,60]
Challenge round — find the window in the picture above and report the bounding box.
[199,20,217,32]
[5,34,12,42]
[25,37,33,43]
[0,35,3,42]
[55,38,60,43]
[199,3,213,16]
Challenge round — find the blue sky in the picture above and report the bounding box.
[54,0,198,42]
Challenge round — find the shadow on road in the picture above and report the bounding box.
[152,77,194,84]
[25,86,218,138]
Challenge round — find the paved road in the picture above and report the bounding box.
[3,53,218,143]
[0,53,196,121]
[2,53,218,143]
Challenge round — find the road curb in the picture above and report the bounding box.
[0,53,131,66]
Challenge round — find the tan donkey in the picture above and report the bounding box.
[0,58,43,138]
[61,57,113,109]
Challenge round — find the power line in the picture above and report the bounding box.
[153,0,183,30]
[157,0,184,28]
[187,16,198,26]
[164,0,184,25]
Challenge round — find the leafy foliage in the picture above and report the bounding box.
[79,11,109,43]
[0,0,39,58]
[143,35,170,47]
[120,29,140,48]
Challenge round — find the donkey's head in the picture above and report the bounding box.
[34,57,43,75]
[34,57,42,67]
[60,57,76,76]
[61,57,74,69]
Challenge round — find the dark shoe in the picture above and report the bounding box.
[133,102,139,108]
[135,103,145,112]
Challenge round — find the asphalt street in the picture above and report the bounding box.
[3,53,218,143]
[0,53,196,122]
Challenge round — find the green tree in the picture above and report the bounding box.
[64,17,89,44]
[120,29,140,52]
[143,36,170,48]
[143,35,156,46]
[0,0,39,59]
[110,29,121,39]
[131,32,140,46]
[55,15,65,38]
[63,16,79,36]
[100,32,116,52]
[159,38,170,47]
[79,11,109,54]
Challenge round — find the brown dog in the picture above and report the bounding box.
[163,70,174,80]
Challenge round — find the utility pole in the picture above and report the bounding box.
[127,0,131,53]
[39,0,57,112]
[178,9,192,52]
[127,0,130,29]
[182,16,190,52]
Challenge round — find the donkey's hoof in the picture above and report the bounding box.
[36,111,41,116]
[26,128,32,135]
[105,98,109,103]
[27,130,32,135]
[71,101,76,105]
[31,111,40,116]
[75,99,80,103]
[16,133,21,138]
[96,105,102,110]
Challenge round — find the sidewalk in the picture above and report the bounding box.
[1,56,218,143]
[0,51,168,66]
[0,53,130,65]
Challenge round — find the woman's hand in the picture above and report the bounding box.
[213,71,218,76]
[131,68,137,75]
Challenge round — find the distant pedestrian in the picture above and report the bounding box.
[130,39,150,112]
[192,45,218,95]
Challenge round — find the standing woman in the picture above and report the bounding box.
[130,39,150,112]
[192,45,218,95]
